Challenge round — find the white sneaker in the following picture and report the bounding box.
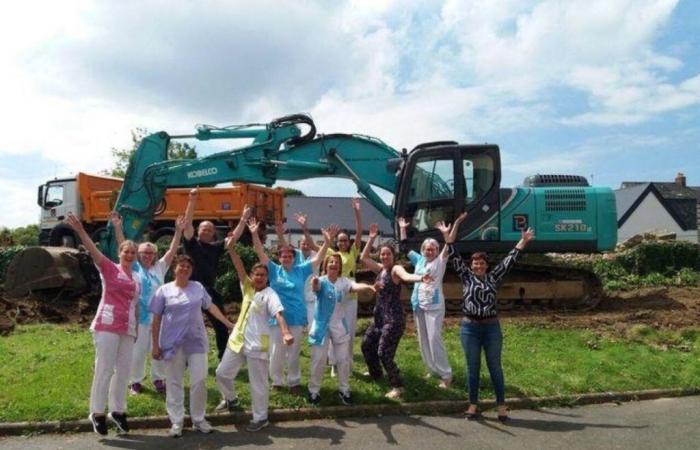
[385,387,403,399]
[169,423,183,438]
[193,419,213,434]
[438,378,452,389]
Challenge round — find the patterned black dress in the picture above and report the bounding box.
[361,268,405,388]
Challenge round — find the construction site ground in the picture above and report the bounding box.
[2,287,698,336]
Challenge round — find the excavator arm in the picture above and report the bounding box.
[106,114,403,258]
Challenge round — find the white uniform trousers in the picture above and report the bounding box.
[305,301,315,331]
[216,348,270,422]
[309,338,350,395]
[269,325,304,387]
[328,298,358,367]
[90,331,134,414]
[164,348,208,425]
[129,323,166,384]
[415,306,452,380]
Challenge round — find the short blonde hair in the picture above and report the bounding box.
[118,240,137,252]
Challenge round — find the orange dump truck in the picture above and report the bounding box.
[38,172,284,246]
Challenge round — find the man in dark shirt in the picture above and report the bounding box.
[183,188,251,360]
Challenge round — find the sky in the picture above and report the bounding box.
[1,0,699,229]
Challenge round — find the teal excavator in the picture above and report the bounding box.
[7,114,617,310]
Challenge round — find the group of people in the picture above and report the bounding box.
[66,189,535,438]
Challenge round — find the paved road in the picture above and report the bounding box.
[0,396,696,450]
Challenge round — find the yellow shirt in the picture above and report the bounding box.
[333,245,359,301]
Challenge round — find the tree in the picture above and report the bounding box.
[0,225,38,247]
[280,187,305,197]
[107,128,198,178]
[11,225,39,246]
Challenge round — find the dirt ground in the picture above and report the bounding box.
[1,287,699,336]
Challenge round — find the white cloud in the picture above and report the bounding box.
[0,0,698,228]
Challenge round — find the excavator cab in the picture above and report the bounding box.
[394,143,502,251]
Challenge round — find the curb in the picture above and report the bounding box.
[1,387,698,436]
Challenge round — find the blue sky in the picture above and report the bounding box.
[1,0,699,228]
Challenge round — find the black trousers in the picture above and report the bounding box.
[204,286,228,361]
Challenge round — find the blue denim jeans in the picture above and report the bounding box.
[459,320,505,405]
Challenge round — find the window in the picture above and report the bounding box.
[463,154,494,206]
[44,184,64,208]
[407,158,455,232]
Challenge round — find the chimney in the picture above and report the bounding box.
[675,172,687,187]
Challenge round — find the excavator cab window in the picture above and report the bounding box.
[462,154,495,207]
[406,157,455,232]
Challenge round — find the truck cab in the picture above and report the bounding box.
[37,177,79,245]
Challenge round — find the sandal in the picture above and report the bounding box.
[497,406,509,422]
[466,405,480,420]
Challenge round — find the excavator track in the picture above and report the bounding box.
[355,262,603,316]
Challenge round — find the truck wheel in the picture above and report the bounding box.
[48,225,79,248]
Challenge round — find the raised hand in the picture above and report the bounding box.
[294,213,308,229]
[368,223,380,239]
[351,197,361,211]
[65,213,85,233]
[175,215,186,231]
[189,188,199,199]
[397,217,409,229]
[246,217,260,234]
[455,212,468,224]
[435,220,449,235]
[322,224,340,243]
[521,227,535,243]
[110,211,122,228]
[242,204,253,220]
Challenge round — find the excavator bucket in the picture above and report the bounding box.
[4,247,94,300]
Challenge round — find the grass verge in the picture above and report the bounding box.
[0,322,698,422]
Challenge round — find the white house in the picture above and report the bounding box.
[615,173,700,244]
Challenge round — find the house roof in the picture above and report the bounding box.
[284,196,392,234]
[616,181,699,230]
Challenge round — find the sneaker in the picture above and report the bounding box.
[89,413,108,436]
[215,397,240,412]
[307,392,321,406]
[192,419,213,434]
[107,412,129,434]
[385,387,403,399]
[338,391,353,406]
[246,419,269,432]
[153,379,166,394]
[129,382,142,395]
[169,423,183,438]
[438,378,452,389]
[288,385,303,396]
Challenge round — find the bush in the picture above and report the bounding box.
[215,243,263,303]
[0,245,26,284]
[590,241,700,291]
[617,241,700,275]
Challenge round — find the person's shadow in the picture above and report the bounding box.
[471,412,649,437]
[341,415,460,446]
[99,422,346,449]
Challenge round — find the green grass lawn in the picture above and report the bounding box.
[0,322,698,422]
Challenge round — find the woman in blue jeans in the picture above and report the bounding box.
[438,213,535,421]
